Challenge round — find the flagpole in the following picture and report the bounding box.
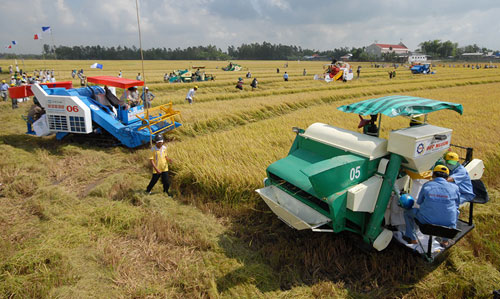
[35,33,47,69]
[134,0,151,147]
[135,0,146,85]
[50,30,57,60]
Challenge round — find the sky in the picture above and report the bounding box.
[2,0,500,54]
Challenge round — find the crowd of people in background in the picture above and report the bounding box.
[3,60,500,110]
[5,68,58,109]
[72,69,86,86]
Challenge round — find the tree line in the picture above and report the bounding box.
[33,42,368,61]
[0,41,496,61]
[418,40,494,58]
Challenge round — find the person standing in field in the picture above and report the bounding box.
[185,86,197,104]
[283,72,289,81]
[145,134,171,196]
[303,68,307,76]
[136,73,142,81]
[250,78,258,90]
[10,83,18,109]
[141,86,155,109]
[118,70,122,78]
[236,78,243,90]
[356,66,361,78]
[1,80,9,102]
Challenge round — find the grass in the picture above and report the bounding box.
[1,59,500,298]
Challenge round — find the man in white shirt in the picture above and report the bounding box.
[185,86,198,104]
[141,86,155,109]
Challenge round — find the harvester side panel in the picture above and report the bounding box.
[301,123,388,160]
[31,84,92,134]
[302,154,366,199]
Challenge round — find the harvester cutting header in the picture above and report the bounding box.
[9,76,181,148]
[257,96,487,261]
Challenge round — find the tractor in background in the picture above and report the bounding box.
[411,63,434,74]
[9,76,181,148]
[168,69,215,83]
[256,95,487,261]
[222,62,242,71]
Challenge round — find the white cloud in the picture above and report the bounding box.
[1,0,500,54]
[56,0,75,25]
[268,0,290,10]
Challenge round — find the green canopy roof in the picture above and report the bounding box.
[337,95,463,117]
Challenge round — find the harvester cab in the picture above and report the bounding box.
[256,95,488,261]
[10,76,181,148]
[314,62,354,82]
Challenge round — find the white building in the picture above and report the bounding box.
[366,43,409,57]
[408,54,427,63]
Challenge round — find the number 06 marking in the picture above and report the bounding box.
[350,166,361,180]
[66,105,79,112]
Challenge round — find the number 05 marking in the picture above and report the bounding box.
[350,166,361,180]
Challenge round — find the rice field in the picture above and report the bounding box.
[1,59,500,298]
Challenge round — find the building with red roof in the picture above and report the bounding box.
[366,42,409,58]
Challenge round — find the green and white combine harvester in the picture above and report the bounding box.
[256,96,488,261]
[168,69,214,83]
[222,62,242,71]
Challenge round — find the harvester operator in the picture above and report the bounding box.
[121,86,140,108]
[403,165,460,246]
[442,152,475,204]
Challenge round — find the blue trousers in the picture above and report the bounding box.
[404,208,454,242]
[403,208,419,240]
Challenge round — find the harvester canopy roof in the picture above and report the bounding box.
[337,95,463,117]
[87,76,144,89]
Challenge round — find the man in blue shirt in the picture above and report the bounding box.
[403,165,460,246]
[0,80,9,101]
[444,152,475,204]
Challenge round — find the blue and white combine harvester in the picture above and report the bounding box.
[411,63,434,74]
[11,76,181,148]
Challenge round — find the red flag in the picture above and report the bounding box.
[8,45,11,49]
[34,34,39,40]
